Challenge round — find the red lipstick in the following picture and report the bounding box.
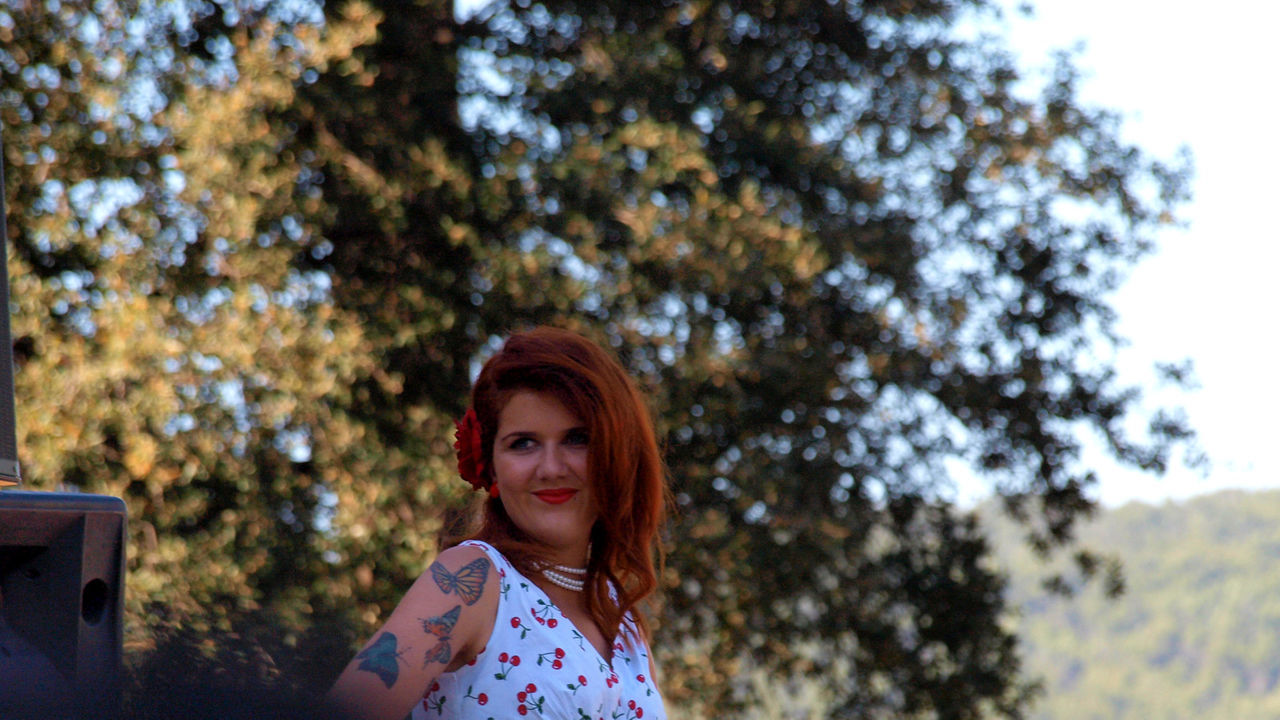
[533,489,578,505]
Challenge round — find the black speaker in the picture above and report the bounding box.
[0,490,126,718]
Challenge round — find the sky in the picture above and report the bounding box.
[994,0,1280,506]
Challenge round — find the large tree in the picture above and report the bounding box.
[3,0,1193,717]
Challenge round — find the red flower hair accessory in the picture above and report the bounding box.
[454,408,488,492]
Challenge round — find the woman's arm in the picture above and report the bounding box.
[326,544,499,720]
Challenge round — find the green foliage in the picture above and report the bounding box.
[2,0,1196,717]
[985,491,1280,720]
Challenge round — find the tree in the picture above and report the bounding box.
[290,0,1194,715]
[2,0,380,673]
[2,0,1194,717]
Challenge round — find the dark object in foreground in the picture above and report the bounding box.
[124,624,355,720]
[0,491,126,719]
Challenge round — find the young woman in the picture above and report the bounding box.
[327,327,669,720]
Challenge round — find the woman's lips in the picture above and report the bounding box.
[533,489,578,505]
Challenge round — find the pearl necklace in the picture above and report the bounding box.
[539,563,587,592]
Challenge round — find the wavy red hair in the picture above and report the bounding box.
[454,326,669,640]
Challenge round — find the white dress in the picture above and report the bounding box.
[413,540,667,720]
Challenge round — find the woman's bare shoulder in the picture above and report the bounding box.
[415,543,498,604]
[432,542,498,574]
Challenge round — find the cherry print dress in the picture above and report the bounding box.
[413,540,666,720]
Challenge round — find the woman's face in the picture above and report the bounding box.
[492,390,597,563]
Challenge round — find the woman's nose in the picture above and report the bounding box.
[539,444,568,476]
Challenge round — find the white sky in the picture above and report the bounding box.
[997,0,1280,506]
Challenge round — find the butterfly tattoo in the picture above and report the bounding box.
[419,605,462,668]
[430,557,490,605]
[355,632,410,689]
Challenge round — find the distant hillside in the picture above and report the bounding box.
[982,489,1280,720]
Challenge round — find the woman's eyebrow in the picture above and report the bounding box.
[500,426,587,441]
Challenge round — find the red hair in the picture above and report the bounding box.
[456,326,669,640]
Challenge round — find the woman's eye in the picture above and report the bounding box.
[509,437,535,450]
[565,430,589,446]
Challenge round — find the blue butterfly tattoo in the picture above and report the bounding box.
[355,632,409,689]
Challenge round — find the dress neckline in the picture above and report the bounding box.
[473,540,621,670]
